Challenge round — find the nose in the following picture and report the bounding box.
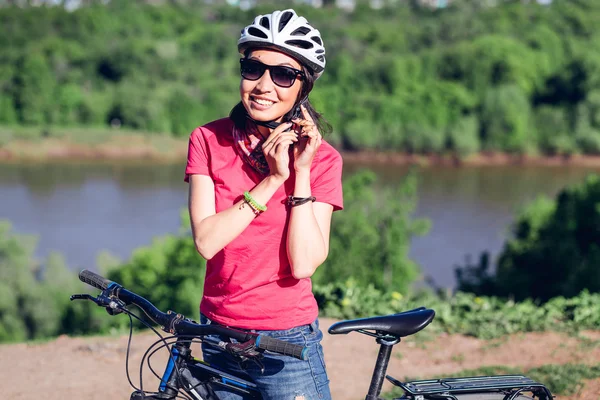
[254,69,275,92]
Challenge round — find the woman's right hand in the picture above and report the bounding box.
[262,122,298,182]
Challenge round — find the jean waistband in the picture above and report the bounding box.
[200,313,317,335]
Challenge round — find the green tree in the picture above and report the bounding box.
[534,106,575,155]
[0,94,17,125]
[480,84,533,153]
[457,175,600,302]
[15,53,56,125]
[315,169,430,293]
[0,221,88,342]
[3,0,600,155]
[107,227,206,320]
[446,115,480,158]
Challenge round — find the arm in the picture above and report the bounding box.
[188,123,297,260]
[286,104,337,279]
[286,169,334,279]
[188,174,284,260]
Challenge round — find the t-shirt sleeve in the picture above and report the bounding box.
[311,145,344,211]
[184,127,210,182]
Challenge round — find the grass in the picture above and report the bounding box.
[0,124,187,161]
[0,124,172,140]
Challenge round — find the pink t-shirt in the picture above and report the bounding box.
[185,118,343,330]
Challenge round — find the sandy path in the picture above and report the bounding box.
[0,318,598,399]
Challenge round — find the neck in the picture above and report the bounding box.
[256,124,270,139]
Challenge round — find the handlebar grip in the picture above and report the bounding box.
[79,269,115,291]
[255,335,308,360]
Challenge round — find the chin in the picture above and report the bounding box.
[249,111,281,123]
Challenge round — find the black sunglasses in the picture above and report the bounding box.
[240,58,305,88]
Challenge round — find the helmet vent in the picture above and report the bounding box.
[248,27,268,39]
[312,36,322,46]
[316,48,325,54]
[260,16,270,29]
[291,27,311,36]
[286,39,313,50]
[317,55,325,62]
[279,11,293,32]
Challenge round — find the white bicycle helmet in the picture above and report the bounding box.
[238,9,326,79]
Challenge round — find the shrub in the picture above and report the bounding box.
[457,175,600,302]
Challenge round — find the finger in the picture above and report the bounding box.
[276,139,294,149]
[291,117,318,138]
[274,141,292,157]
[273,121,294,135]
[272,132,298,147]
[302,124,317,134]
[263,123,293,148]
[300,127,318,141]
[265,122,292,143]
[268,130,298,139]
[292,118,312,126]
[267,135,295,155]
[289,120,315,136]
[300,104,315,124]
[307,133,322,150]
[262,132,298,152]
[273,136,297,149]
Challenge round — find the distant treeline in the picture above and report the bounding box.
[2,0,600,155]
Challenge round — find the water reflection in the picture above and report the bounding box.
[0,162,187,191]
[1,162,599,288]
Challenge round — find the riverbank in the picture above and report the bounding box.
[3,134,600,167]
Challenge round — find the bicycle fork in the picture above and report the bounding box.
[131,339,258,400]
[131,340,202,400]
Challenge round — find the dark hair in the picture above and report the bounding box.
[230,52,332,135]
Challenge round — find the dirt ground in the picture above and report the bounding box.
[1,318,598,400]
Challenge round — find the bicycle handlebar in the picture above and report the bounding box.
[77,269,307,360]
[80,269,113,290]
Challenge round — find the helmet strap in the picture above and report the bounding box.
[245,95,308,131]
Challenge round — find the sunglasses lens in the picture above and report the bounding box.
[240,59,300,87]
[271,67,297,88]
[240,60,264,81]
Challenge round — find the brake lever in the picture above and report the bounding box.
[70,293,96,302]
[250,357,265,374]
[70,293,126,315]
[70,293,109,305]
[225,340,265,373]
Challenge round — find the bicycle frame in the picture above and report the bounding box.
[149,338,261,400]
[134,332,401,400]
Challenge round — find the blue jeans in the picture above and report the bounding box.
[200,314,332,400]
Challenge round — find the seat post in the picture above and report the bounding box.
[365,336,400,400]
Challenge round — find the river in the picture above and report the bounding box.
[1,161,598,288]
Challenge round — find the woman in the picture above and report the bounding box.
[185,9,343,400]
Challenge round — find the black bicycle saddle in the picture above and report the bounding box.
[328,307,435,338]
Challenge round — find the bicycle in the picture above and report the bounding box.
[71,269,554,400]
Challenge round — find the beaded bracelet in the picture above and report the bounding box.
[287,196,316,207]
[241,201,261,216]
[243,191,267,214]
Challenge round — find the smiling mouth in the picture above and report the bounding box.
[251,97,275,107]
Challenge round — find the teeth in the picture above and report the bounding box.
[254,98,274,106]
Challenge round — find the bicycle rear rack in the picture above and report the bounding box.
[387,375,553,400]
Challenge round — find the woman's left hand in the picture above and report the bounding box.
[292,104,322,173]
